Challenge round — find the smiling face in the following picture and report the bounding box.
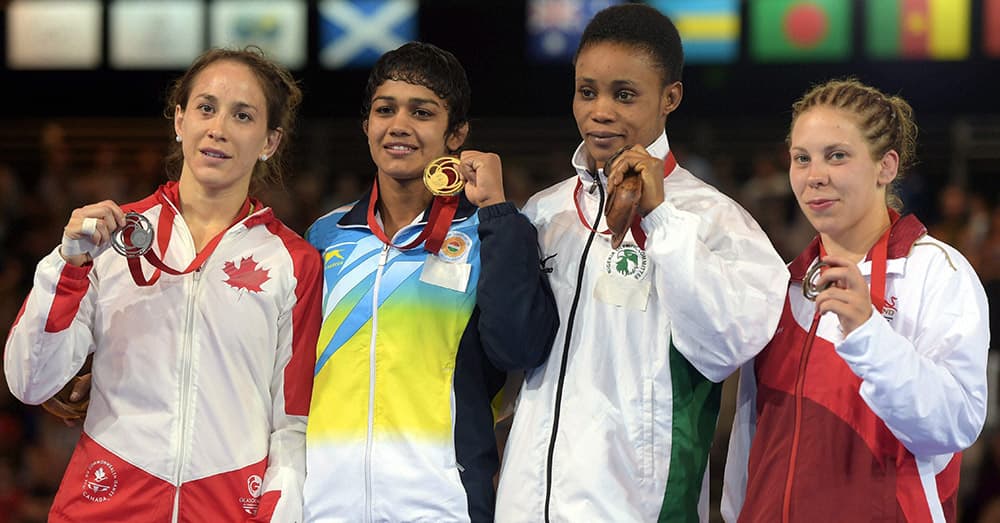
[364,79,467,184]
[789,105,897,249]
[573,42,680,170]
[173,60,280,195]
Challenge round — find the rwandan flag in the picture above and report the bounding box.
[749,0,852,62]
[649,0,740,63]
[866,0,970,60]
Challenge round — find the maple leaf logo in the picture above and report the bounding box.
[223,256,270,293]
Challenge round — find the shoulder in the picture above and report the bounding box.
[523,176,576,221]
[305,202,357,250]
[665,167,758,222]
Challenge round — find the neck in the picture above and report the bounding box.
[820,210,891,263]
[177,177,250,250]
[375,173,433,240]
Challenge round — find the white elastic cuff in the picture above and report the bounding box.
[60,234,108,259]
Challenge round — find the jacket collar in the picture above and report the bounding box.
[788,212,927,282]
[572,131,671,192]
[337,184,478,228]
[157,180,273,229]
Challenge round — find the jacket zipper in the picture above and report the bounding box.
[365,243,391,523]
[781,310,822,523]
[544,173,604,522]
[171,266,204,523]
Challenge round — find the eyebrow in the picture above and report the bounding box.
[372,95,443,107]
[576,76,638,87]
[194,93,259,112]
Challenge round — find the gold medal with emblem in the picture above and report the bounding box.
[423,156,465,196]
[605,243,648,280]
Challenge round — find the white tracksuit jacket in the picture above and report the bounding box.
[496,132,790,522]
[4,182,322,522]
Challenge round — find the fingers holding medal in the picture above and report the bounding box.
[61,201,127,263]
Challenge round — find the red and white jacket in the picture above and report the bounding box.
[722,214,990,522]
[4,182,322,522]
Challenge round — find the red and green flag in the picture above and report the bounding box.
[866,0,970,60]
[750,0,852,62]
[986,0,1000,58]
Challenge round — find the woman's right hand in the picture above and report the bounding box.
[60,200,126,266]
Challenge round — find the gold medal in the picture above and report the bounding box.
[423,156,464,196]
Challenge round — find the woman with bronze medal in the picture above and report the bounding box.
[495,5,789,522]
[300,42,557,522]
[723,80,990,522]
[4,47,322,522]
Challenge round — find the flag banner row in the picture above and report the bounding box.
[6,0,1000,70]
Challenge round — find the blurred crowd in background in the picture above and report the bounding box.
[0,117,996,522]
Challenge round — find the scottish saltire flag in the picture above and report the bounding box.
[319,0,417,69]
[649,0,739,63]
[527,0,622,63]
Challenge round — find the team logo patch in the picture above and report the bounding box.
[239,474,263,515]
[438,231,472,263]
[605,243,648,280]
[82,460,118,502]
[223,256,270,293]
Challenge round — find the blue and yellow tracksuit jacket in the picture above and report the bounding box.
[302,191,557,522]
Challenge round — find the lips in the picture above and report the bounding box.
[383,143,417,156]
[200,148,231,159]
[806,198,837,211]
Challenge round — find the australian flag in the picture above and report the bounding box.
[526,0,621,63]
[319,0,417,69]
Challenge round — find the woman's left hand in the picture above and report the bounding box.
[813,255,873,335]
[604,144,664,216]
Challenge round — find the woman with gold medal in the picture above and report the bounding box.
[301,42,558,522]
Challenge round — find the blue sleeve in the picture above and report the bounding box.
[475,202,559,370]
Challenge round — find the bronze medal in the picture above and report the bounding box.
[802,261,832,301]
[423,156,464,196]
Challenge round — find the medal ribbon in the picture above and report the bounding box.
[366,180,459,254]
[126,194,253,286]
[574,151,677,249]
[817,211,895,314]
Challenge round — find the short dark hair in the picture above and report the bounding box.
[362,42,471,138]
[575,4,684,86]
[164,46,302,192]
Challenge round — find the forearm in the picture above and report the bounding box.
[476,203,558,370]
[5,247,95,404]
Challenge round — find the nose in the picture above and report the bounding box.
[207,114,227,141]
[590,94,616,123]
[388,113,412,137]
[806,164,827,188]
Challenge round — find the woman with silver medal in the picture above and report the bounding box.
[4,47,322,522]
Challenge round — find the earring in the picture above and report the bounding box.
[175,135,182,143]
[260,154,268,161]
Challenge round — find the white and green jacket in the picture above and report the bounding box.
[496,132,789,522]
